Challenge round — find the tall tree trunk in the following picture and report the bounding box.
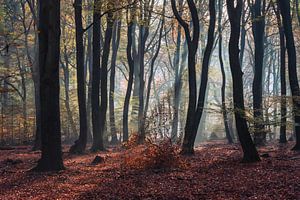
[278,0,300,150]
[171,0,200,155]
[33,0,64,171]
[123,16,135,142]
[137,0,154,144]
[171,0,184,142]
[251,0,266,146]
[91,0,104,151]
[86,0,93,143]
[70,0,88,154]
[226,0,260,162]
[97,6,114,149]
[239,3,247,67]
[109,19,121,144]
[62,37,78,139]
[144,0,166,134]
[295,0,300,25]
[218,0,233,144]
[274,4,287,143]
[188,0,217,152]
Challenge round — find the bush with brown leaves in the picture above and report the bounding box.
[121,139,186,171]
[121,133,140,149]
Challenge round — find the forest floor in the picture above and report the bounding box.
[0,141,299,200]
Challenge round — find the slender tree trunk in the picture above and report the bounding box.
[278,0,300,150]
[86,1,93,143]
[123,19,135,142]
[91,0,104,151]
[109,19,121,144]
[295,0,300,25]
[240,3,247,67]
[218,0,233,144]
[97,7,114,149]
[70,0,88,154]
[62,40,78,139]
[171,0,183,142]
[274,5,287,143]
[137,1,154,144]
[171,0,200,155]
[251,0,266,146]
[226,0,260,162]
[144,0,166,134]
[33,0,64,171]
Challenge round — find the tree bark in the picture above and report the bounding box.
[171,0,200,155]
[123,17,135,142]
[91,0,104,151]
[226,0,260,162]
[251,0,266,146]
[278,0,300,150]
[171,0,184,142]
[33,0,64,171]
[218,0,233,144]
[70,0,88,154]
[274,4,287,143]
[97,5,114,150]
[109,19,121,144]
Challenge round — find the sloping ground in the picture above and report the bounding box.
[0,142,299,200]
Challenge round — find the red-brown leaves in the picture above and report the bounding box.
[121,139,186,171]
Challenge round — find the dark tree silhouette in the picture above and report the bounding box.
[218,0,233,144]
[273,3,287,143]
[70,0,88,154]
[33,0,64,171]
[91,0,104,151]
[251,0,266,146]
[98,4,114,149]
[123,5,135,142]
[226,0,260,162]
[171,0,200,155]
[109,18,122,145]
[278,0,300,150]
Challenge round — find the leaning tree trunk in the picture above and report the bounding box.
[70,0,88,154]
[226,0,260,162]
[278,0,300,150]
[33,0,64,171]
